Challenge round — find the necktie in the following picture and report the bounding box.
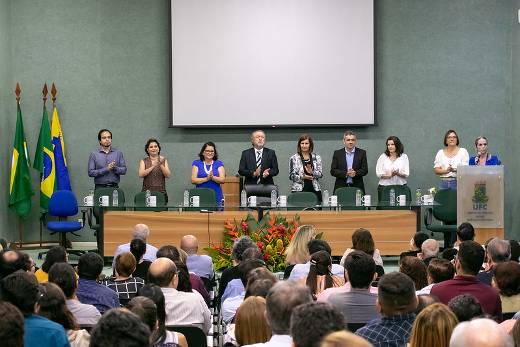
[256,150,262,183]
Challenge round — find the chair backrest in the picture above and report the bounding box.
[243,184,278,198]
[49,190,78,217]
[433,189,457,224]
[287,192,318,209]
[334,187,363,208]
[134,191,167,211]
[189,188,217,209]
[93,188,126,219]
[346,322,366,333]
[166,326,207,347]
[380,185,412,205]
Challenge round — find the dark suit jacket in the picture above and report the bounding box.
[330,147,368,193]
[239,147,279,185]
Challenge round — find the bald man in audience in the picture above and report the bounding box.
[449,318,513,347]
[181,235,213,280]
[478,237,511,285]
[113,224,157,267]
[148,257,211,334]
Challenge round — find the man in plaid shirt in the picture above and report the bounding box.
[355,272,417,347]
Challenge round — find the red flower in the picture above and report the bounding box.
[256,241,264,250]
[263,254,270,262]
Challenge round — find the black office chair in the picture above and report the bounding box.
[187,188,217,211]
[166,325,207,347]
[424,189,457,249]
[379,185,412,209]
[243,184,278,206]
[134,191,167,211]
[334,187,364,210]
[287,191,318,210]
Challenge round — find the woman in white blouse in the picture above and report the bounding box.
[434,129,469,189]
[376,136,409,200]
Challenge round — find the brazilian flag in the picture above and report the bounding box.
[9,103,34,217]
[33,104,55,211]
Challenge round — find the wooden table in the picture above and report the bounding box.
[103,209,417,257]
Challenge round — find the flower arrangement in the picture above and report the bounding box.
[204,212,300,272]
[428,187,437,196]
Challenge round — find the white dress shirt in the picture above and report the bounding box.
[289,262,345,280]
[161,287,212,334]
[375,153,409,186]
[243,334,293,347]
[433,148,469,178]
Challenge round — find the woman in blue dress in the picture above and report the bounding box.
[469,136,501,166]
[191,142,226,206]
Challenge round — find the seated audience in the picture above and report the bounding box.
[0,301,25,347]
[300,250,344,299]
[340,228,383,267]
[456,222,475,245]
[290,302,345,347]
[0,249,33,278]
[102,252,145,305]
[418,239,439,266]
[430,241,502,320]
[320,331,372,347]
[327,251,379,328]
[76,252,120,314]
[147,257,211,334]
[235,296,272,346]
[48,262,101,326]
[35,245,68,283]
[416,258,455,295]
[138,284,187,347]
[399,256,428,291]
[449,318,514,347]
[399,232,429,260]
[113,224,158,268]
[283,225,317,279]
[130,238,152,281]
[37,282,91,347]
[415,294,439,315]
[241,281,313,347]
[478,237,511,285]
[447,294,484,322]
[408,303,457,347]
[356,272,417,346]
[0,271,69,347]
[290,240,345,280]
[492,261,520,315]
[441,247,458,262]
[510,240,520,262]
[181,235,214,280]
[90,308,150,347]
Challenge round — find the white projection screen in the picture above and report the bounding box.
[170,0,374,127]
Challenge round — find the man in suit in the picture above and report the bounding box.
[238,130,279,185]
[330,131,368,193]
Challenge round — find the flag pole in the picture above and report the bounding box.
[51,82,56,107]
[15,83,24,248]
[39,83,49,248]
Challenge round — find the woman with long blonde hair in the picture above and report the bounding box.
[234,296,271,346]
[409,303,458,347]
[284,225,317,279]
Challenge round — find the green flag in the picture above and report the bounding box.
[33,104,55,211]
[9,103,34,217]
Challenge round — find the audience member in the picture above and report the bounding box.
[328,251,379,328]
[340,228,383,267]
[113,224,158,267]
[510,240,520,262]
[430,240,502,319]
[449,318,513,347]
[235,296,272,346]
[102,252,145,305]
[284,225,317,279]
[408,303,457,347]
[400,232,429,260]
[0,301,24,347]
[48,262,101,326]
[441,247,458,262]
[0,271,69,347]
[130,238,152,280]
[415,294,439,315]
[356,272,417,346]
[90,308,150,347]
[290,302,345,347]
[479,237,511,285]
[301,250,344,299]
[35,246,67,283]
[418,239,439,266]
[148,257,211,333]
[399,256,428,290]
[181,234,214,280]
[138,284,188,347]
[447,294,484,322]
[0,249,32,278]
[320,331,372,347]
[492,261,520,315]
[456,222,475,244]
[511,319,520,347]
[37,282,91,347]
[416,258,455,295]
[289,239,345,280]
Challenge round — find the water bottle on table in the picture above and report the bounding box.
[271,189,277,207]
[415,188,422,205]
[389,188,395,206]
[183,189,190,207]
[112,189,118,206]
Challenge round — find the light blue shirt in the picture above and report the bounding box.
[186,254,214,279]
[221,278,244,304]
[345,147,356,184]
[289,262,345,280]
[112,242,158,269]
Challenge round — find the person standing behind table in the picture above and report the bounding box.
[469,136,502,166]
[375,136,409,201]
[191,142,226,206]
[88,129,127,189]
[139,138,171,202]
[433,129,469,189]
[330,131,368,194]
[289,134,323,203]
[239,130,279,186]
